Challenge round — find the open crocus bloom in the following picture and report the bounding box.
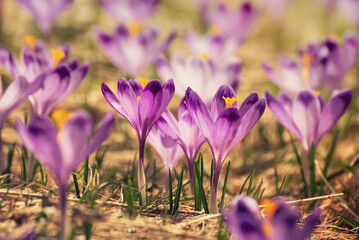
[101,77,175,203]
[95,25,176,77]
[185,85,266,213]
[18,0,73,35]
[225,195,321,240]
[97,0,159,24]
[184,33,238,66]
[157,53,241,105]
[147,127,184,188]
[155,98,206,194]
[202,2,258,44]
[266,89,352,153]
[0,37,89,116]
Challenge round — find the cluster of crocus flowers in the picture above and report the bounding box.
[96,25,176,77]
[202,2,258,44]
[155,98,206,194]
[0,37,89,116]
[185,85,266,213]
[263,33,358,94]
[225,195,321,240]
[101,77,175,203]
[16,110,114,240]
[97,0,159,24]
[17,0,73,35]
[157,53,241,105]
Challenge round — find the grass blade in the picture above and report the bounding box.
[239,174,251,195]
[292,142,308,194]
[194,162,209,214]
[309,143,317,197]
[246,169,255,195]
[220,161,230,209]
[168,168,173,214]
[172,168,184,215]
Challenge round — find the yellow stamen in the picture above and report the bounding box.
[301,53,315,83]
[222,96,239,108]
[200,53,210,61]
[129,22,141,35]
[138,77,149,89]
[51,48,66,68]
[330,33,339,41]
[261,199,278,219]
[210,24,222,36]
[312,89,321,96]
[51,109,72,130]
[137,96,140,102]
[25,35,36,52]
[262,222,273,238]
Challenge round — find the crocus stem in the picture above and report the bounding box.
[209,164,221,214]
[60,184,68,240]
[138,139,146,205]
[187,159,195,196]
[301,147,310,191]
[0,128,3,174]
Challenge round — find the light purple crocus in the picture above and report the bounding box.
[260,0,293,21]
[97,0,159,24]
[0,39,89,116]
[16,111,114,240]
[338,0,359,31]
[225,195,321,240]
[155,98,206,194]
[185,85,266,213]
[203,2,258,44]
[101,77,175,203]
[157,53,241,105]
[266,89,351,154]
[147,127,184,190]
[184,33,238,66]
[18,0,73,35]
[95,25,176,77]
[0,74,46,172]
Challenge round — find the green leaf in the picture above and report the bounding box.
[172,168,184,215]
[220,161,230,209]
[246,169,255,195]
[292,142,308,195]
[309,143,317,198]
[194,162,209,214]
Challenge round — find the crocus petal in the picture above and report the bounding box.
[315,89,351,143]
[63,62,89,97]
[0,45,19,77]
[266,91,302,140]
[156,109,180,140]
[211,85,237,120]
[271,202,299,240]
[238,93,259,117]
[293,208,321,240]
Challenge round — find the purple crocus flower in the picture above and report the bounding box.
[157,53,241,105]
[225,195,321,240]
[184,33,238,66]
[260,0,293,21]
[185,85,266,213]
[0,38,89,116]
[338,0,359,31]
[18,0,73,35]
[101,77,175,203]
[155,98,206,194]
[202,2,258,44]
[16,111,114,240]
[0,74,46,172]
[95,25,176,77]
[97,0,159,24]
[147,127,184,190]
[266,89,351,153]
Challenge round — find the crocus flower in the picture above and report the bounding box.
[101,77,175,203]
[185,85,266,213]
[155,98,206,194]
[202,2,258,44]
[16,110,114,240]
[18,0,73,35]
[225,195,321,240]
[157,53,241,105]
[338,0,359,31]
[0,37,89,116]
[260,0,292,21]
[266,89,351,154]
[97,0,159,24]
[147,127,184,190]
[0,74,46,172]
[95,25,176,77]
[184,33,238,66]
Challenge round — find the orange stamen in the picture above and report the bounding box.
[222,96,239,108]
[138,77,149,89]
[51,109,72,130]
[200,53,210,61]
[301,53,315,82]
[51,48,66,68]
[129,22,141,35]
[210,25,222,36]
[312,89,321,96]
[25,35,36,52]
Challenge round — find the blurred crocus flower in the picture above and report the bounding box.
[0,37,89,116]
[185,85,266,213]
[101,77,174,203]
[157,53,241,105]
[184,33,238,66]
[0,74,45,172]
[97,0,159,24]
[95,25,176,77]
[18,0,73,35]
[263,33,358,93]
[147,127,184,189]
[260,0,292,21]
[266,89,351,153]
[155,98,206,194]
[225,195,321,240]
[203,2,258,44]
[16,110,114,240]
[338,0,359,31]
